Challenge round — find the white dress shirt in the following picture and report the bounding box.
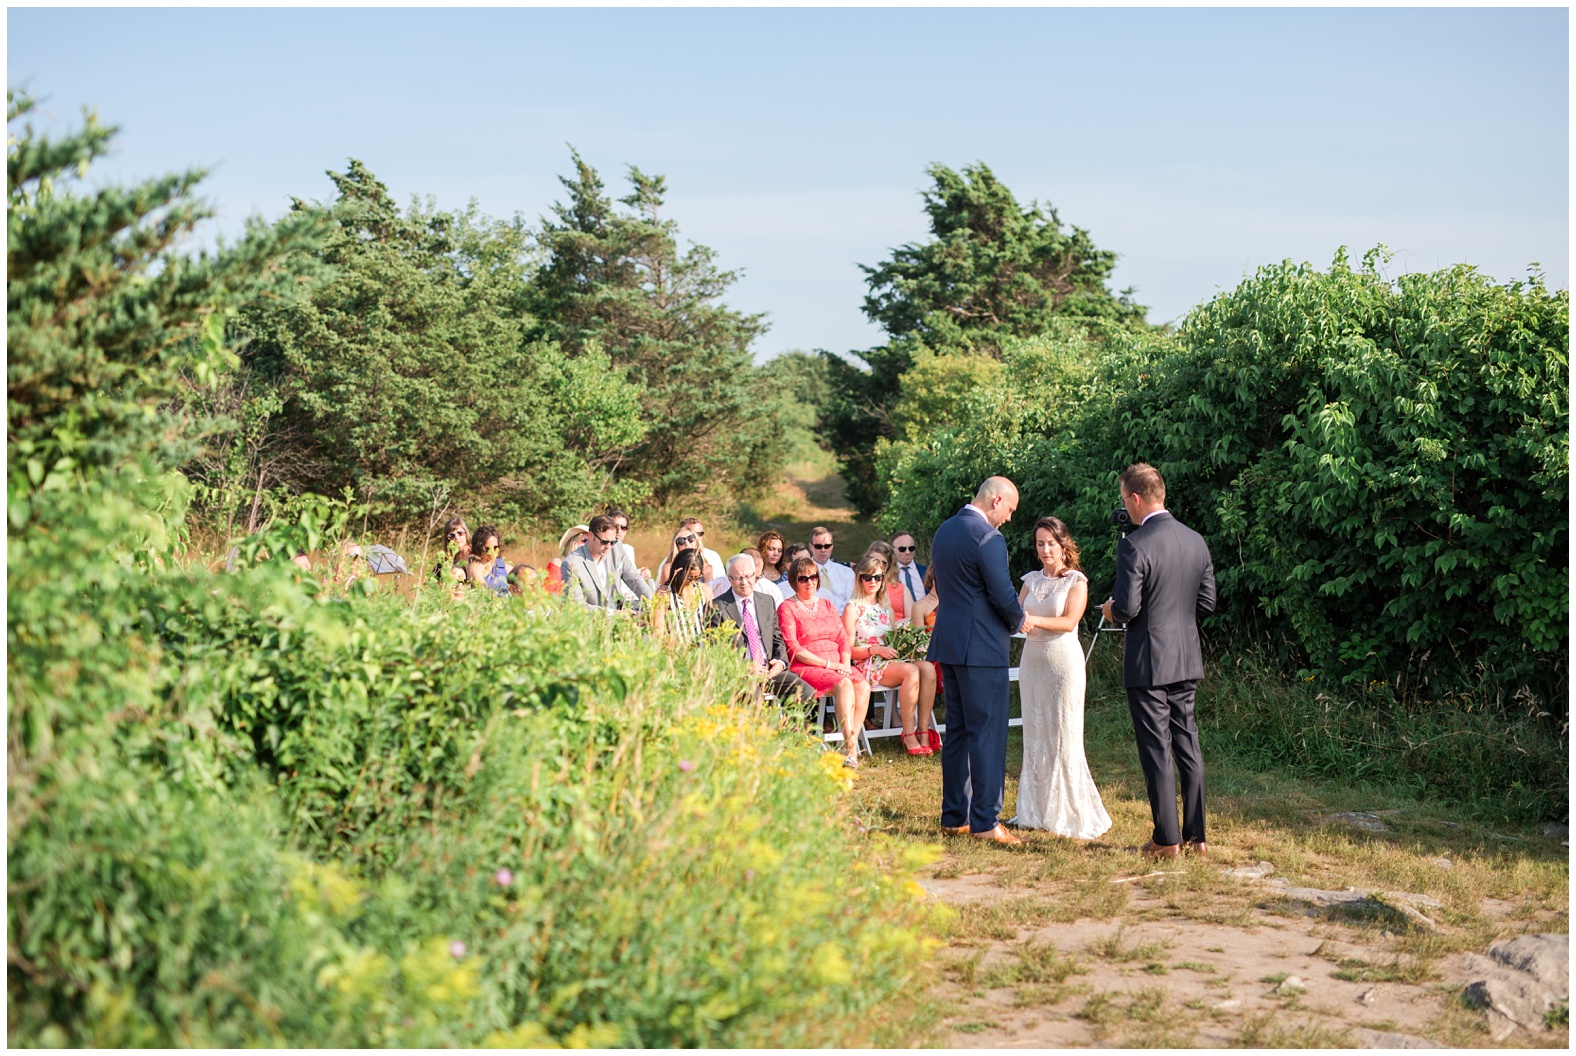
[815,558,855,615]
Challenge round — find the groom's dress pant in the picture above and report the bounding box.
[939,663,1010,833]
[1126,680,1206,846]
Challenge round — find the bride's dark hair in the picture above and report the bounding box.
[1033,516,1081,571]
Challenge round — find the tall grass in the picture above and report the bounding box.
[1079,638,1566,826]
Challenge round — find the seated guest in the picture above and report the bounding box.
[781,543,810,578]
[708,554,815,705]
[757,530,788,586]
[563,514,654,611]
[650,548,710,645]
[809,526,855,614]
[656,524,702,584]
[507,563,538,596]
[864,540,913,621]
[681,515,726,581]
[434,518,471,584]
[710,547,783,606]
[890,530,927,607]
[844,553,935,756]
[545,524,588,596]
[605,505,651,583]
[778,555,868,768]
[467,524,510,596]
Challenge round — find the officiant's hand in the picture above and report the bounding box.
[1099,598,1114,621]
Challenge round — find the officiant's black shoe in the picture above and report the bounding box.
[1182,840,1207,857]
[1140,840,1181,859]
[971,825,1024,847]
[940,822,969,835]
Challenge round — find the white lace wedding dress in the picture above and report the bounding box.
[1012,569,1112,838]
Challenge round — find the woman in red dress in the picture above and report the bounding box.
[778,555,868,767]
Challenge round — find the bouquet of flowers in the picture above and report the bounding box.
[883,624,932,662]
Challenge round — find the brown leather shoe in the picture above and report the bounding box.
[1140,840,1181,859]
[940,823,969,836]
[971,824,1024,847]
[1183,840,1207,856]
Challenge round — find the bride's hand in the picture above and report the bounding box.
[872,645,898,660]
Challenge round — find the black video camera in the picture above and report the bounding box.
[1109,506,1131,531]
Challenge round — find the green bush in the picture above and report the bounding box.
[880,252,1567,710]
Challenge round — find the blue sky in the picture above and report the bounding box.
[8,6,1569,361]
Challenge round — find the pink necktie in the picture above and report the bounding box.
[740,596,765,666]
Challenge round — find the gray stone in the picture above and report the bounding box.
[1260,879,1442,929]
[1488,933,1568,995]
[1223,860,1275,879]
[1315,811,1392,833]
[1463,976,1551,1040]
[1430,857,1453,869]
[1356,986,1378,1006]
[1540,821,1566,839]
[1349,1026,1447,1048]
[1458,934,1568,1040]
[1272,975,1306,995]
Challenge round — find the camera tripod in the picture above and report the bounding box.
[1084,522,1128,664]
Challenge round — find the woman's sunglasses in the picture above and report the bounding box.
[858,573,882,582]
[676,534,697,545]
[795,574,820,584]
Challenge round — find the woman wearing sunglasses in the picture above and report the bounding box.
[778,555,867,767]
[845,553,935,756]
[656,526,703,585]
[466,524,510,596]
[434,517,471,585]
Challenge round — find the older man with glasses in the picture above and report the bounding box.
[808,526,855,615]
[563,514,655,611]
[708,554,815,706]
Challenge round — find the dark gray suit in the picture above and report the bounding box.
[706,590,816,705]
[1110,511,1217,846]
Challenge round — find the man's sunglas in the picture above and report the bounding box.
[895,545,916,553]
[795,574,820,583]
[595,536,617,546]
[614,522,629,531]
[811,543,833,550]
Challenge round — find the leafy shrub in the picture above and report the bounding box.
[880,251,1567,713]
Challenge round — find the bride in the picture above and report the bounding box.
[1010,516,1111,838]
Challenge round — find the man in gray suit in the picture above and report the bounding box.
[1100,463,1217,859]
[563,514,655,611]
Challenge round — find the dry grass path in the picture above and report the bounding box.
[852,711,1567,1049]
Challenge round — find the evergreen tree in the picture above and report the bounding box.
[227,161,646,527]
[822,161,1146,516]
[530,150,772,502]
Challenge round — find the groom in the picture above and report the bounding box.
[1099,463,1217,858]
[929,476,1029,846]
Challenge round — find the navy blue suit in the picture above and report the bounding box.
[894,560,927,607]
[928,505,1026,833]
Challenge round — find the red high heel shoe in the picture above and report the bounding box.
[924,726,942,752]
[900,731,931,756]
